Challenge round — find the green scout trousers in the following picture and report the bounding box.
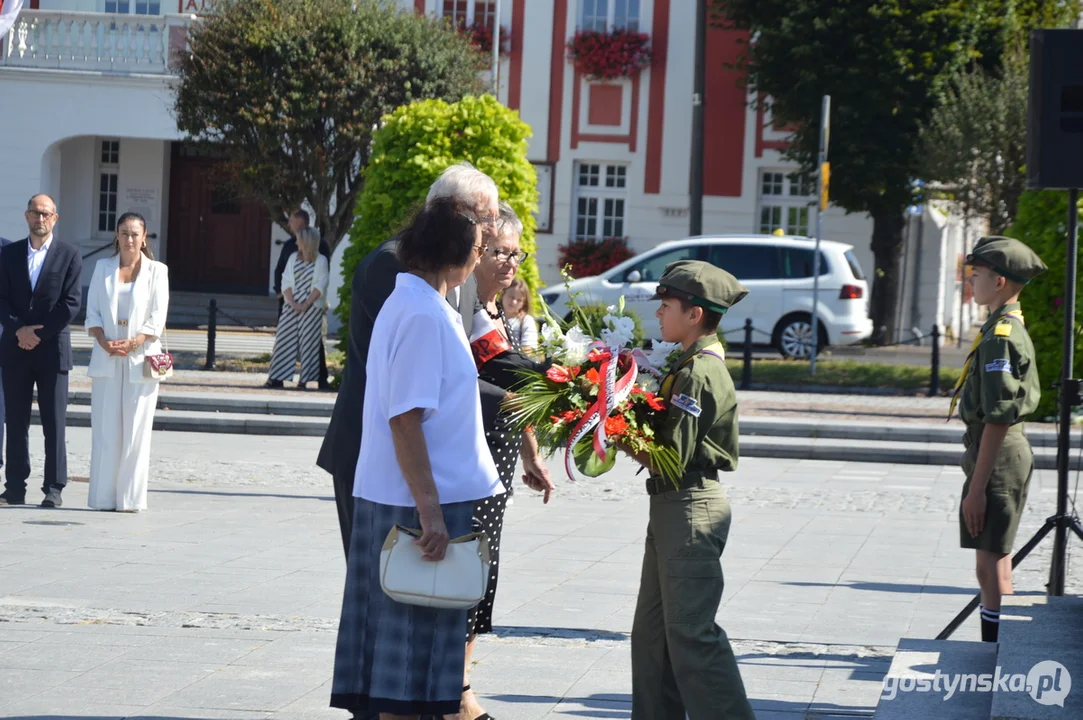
[631,481,755,720]
[960,424,1034,554]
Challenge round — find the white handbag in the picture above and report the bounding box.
[379,524,491,609]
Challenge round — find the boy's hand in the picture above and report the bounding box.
[962,490,986,538]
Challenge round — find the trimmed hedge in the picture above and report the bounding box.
[1006,190,1083,421]
[336,94,540,342]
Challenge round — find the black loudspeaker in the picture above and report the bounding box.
[1027,29,1083,190]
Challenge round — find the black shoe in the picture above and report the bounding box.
[318,380,333,391]
[264,379,284,389]
[0,492,26,506]
[41,490,62,508]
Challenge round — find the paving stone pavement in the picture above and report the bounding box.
[0,427,1080,720]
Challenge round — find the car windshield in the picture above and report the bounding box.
[611,246,701,282]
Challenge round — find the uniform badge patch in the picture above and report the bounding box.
[671,393,702,417]
[994,322,1013,337]
[985,358,1013,374]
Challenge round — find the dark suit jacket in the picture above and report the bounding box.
[273,236,332,296]
[316,240,492,479]
[0,238,83,372]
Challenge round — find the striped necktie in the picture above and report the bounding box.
[947,310,1024,420]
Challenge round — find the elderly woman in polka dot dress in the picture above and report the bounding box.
[463,202,555,720]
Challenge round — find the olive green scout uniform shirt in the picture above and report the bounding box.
[958,302,1040,427]
[656,336,737,478]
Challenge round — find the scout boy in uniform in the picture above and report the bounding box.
[620,259,756,720]
[952,235,1047,642]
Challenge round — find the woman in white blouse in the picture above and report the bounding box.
[266,227,329,390]
[330,197,504,719]
[85,212,169,512]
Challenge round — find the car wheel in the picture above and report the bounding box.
[775,315,826,360]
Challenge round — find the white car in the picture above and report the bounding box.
[539,235,873,359]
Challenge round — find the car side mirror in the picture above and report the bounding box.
[625,269,642,283]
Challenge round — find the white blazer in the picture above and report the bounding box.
[282,252,330,309]
[85,255,170,383]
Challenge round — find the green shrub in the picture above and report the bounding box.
[1006,190,1083,420]
[336,94,540,344]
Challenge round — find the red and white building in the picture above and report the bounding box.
[0,0,975,335]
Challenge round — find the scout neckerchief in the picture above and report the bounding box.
[661,341,725,399]
[947,308,1024,420]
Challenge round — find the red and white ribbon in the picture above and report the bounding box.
[563,343,637,481]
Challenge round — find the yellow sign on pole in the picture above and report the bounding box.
[820,162,831,211]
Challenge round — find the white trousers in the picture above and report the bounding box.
[88,362,159,510]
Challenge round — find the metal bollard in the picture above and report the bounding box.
[929,324,941,397]
[741,318,753,390]
[204,299,218,370]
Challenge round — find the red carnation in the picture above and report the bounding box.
[604,415,629,436]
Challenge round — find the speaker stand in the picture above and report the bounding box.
[937,187,1082,640]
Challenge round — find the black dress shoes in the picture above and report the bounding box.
[0,492,26,506]
[41,490,63,508]
[264,379,285,389]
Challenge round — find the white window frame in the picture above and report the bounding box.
[757,170,813,237]
[96,139,121,238]
[573,161,629,241]
[439,0,496,27]
[103,0,163,15]
[578,0,641,32]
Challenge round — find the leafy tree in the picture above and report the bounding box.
[1006,191,1083,420]
[975,0,1082,69]
[919,50,1029,235]
[711,1,990,339]
[174,0,482,251]
[337,95,540,336]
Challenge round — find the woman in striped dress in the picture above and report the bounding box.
[266,227,329,390]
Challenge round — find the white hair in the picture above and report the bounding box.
[498,201,523,238]
[425,161,499,209]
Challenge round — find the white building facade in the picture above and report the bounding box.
[1,0,971,336]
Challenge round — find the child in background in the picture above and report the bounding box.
[501,277,538,355]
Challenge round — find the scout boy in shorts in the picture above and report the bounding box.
[952,235,1047,642]
[619,260,756,720]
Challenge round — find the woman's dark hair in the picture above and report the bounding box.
[396,197,479,273]
[113,212,154,260]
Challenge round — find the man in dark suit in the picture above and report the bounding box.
[0,195,83,508]
[272,209,333,390]
[317,164,494,557]
[0,235,11,480]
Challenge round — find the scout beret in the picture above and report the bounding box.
[965,236,1047,285]
[651,260,749,315]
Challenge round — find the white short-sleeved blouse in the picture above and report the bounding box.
[353,273,504,507]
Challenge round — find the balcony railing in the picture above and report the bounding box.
[1,10,195,75]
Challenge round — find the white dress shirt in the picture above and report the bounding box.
[353,273,503,507]
[27,236,53,291]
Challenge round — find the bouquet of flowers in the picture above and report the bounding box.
[504,272,685,486]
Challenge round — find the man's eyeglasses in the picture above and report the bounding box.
[26,211,56,220]
[483,247,530,265]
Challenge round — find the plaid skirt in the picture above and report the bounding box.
[330,498,473,716]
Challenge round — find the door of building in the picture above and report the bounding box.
[167,143,271,294]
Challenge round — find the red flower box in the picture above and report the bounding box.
[566,29,651,81]
[459,19,511,57]
[558,236,635,278]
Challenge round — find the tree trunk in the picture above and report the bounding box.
[868,207,906,344]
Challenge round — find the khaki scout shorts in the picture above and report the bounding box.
[959,430,1033,554]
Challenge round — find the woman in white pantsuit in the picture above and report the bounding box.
[266,227,328,390]
[85,212,170,512]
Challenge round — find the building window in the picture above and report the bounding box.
[574,162,628,240]
[97,140,120,235]
[757,170,812,236]
[104,0,162,14]
[579,0,640,32]
[441,0,496,28]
